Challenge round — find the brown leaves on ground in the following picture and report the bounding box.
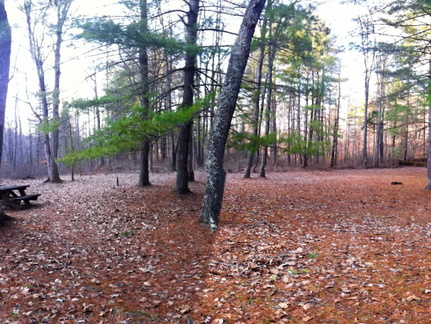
[1,167,431,323]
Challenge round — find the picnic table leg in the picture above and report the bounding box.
[18,190,27,205]
[0,192,9,206]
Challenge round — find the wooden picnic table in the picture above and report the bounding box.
[0,184,41,207]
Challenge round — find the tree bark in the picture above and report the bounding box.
[302,72,310,167]
[374,56,385,168]
[330,70,341,168]
[138,140,150,186]
[138,0,151,187]
[363,68,370,169]
[357,15,375,169]
[0,0,10,169]
[51,1,72,182]
[243,17,267,179]
[0,0,11,220]
[24,1,63,183]
[260,35,276,178]
[200,0,267,232]
[174,0,199,194]
[188,123,195,181]
[424,57,431,190]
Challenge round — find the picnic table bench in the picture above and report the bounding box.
[0,185,41,207]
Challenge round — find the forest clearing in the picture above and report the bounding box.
[1,167,431,323]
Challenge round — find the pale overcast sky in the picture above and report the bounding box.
[4,0,365,130]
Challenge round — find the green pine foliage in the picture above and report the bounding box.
[77,19,189,55]
[61,93,214,166]
[227,131,277,152]
[38,119,61,134]
[67,94,122,111]
[227,129,330,158]
[278,131,330,157]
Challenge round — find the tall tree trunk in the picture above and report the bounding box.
[188,123,195,181]
[357,15,375,169]
[424,57,431,190]
[24,0,63,183]
[302,71,310,167]
[48,16,62,183]
[373,54,383,168]
[51,0,72,182]
[200,0,267,232]
[260,38,276,178]
[0,0,9,171]
[39,62,58,183]
[296,81,301,165]
[0,0,11,220]
[243,18,267,179]
[139,140,150,186]
[426,107,431,189]
[174,0,199,194]
[330,71,341,168]
[67,115,75,180]
[13,109,18,170]
[138,0,151,187]
[363,68,370,169]
[195,114,204,167]
[270,95,277,164]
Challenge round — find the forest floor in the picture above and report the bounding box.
[1,167,431,323]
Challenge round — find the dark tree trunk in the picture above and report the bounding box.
[0,1,11,220]
[188,123,195,181]
[138,0,151,187]
[260,37,276,178]
[302,72,310,167]
[330,71,341,168]
[39,61,60,183]
[51,1,71,182]
[0,1,9,167]
[139,140,150,186]
[244,16,267,179]
[160,135,167,161]
[357,16,375,170]
[24,1,62,183]
[200,0,267,232]
[174,0,199,194]
[270,96,277,164]
[171,134,177,171]
[374,56,385,168]
[175,120,193,193]
[363,70,370,169]
[48,1,69,183]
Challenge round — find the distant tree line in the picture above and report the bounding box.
[3,0,431,225]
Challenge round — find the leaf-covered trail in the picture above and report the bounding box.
[1,167,431,323]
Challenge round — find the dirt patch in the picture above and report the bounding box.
[1,167,431,323]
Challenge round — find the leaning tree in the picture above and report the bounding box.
[200,0,267,232]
